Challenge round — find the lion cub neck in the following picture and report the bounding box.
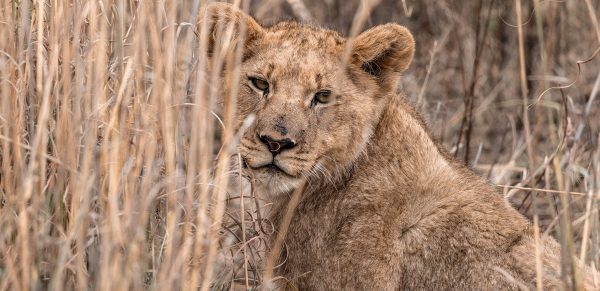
[359,95,456,188]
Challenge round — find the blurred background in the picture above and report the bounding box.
[0,0,599,290]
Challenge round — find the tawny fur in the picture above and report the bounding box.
[202,3,598,290]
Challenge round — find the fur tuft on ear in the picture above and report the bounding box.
[351,24,415,83]
[199,2,264,57]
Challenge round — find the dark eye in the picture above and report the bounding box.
[312,90,332,106]
[249,77,269,93]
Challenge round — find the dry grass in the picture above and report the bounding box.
[0,0,599,290]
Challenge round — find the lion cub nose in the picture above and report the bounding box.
[259,135,297,154]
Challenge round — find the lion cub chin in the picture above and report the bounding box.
[203,3,598,290]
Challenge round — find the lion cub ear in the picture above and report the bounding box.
[351,24,415,85]
[199,3,264,57]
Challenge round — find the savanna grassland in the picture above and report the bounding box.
[1,0,599,290]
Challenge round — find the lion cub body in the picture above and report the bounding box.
[203,3,596,290]
[273,96,564,290]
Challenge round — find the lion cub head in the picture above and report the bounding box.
[203,3,414,196]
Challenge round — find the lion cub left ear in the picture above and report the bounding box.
[351,24,415,86]
[199,3,264,58]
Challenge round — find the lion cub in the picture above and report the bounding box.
[203,3,597,290]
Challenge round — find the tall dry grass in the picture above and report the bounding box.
[0,0,599,290]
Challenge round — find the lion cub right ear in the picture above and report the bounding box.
[351,24,415,88]
[199,3,264,57]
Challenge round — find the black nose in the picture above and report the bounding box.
[259,135,296,154]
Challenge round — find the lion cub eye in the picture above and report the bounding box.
[249,77,269,94]
[311,90,333,106]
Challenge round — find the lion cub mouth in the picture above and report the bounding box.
[264,164,282,172]
[244,159,296,178]
[257,163,284,174]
